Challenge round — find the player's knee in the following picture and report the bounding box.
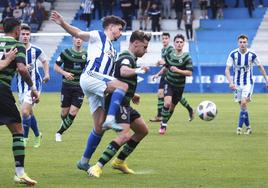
[21,109,30,117]
[119,82,128,91]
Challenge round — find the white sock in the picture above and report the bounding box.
[15,167,25,177]
[81,156,89,164]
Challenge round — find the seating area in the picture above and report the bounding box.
[191,7,266,66]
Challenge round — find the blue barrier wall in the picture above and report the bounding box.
[11,66,268,93]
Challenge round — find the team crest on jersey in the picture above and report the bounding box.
[121,114,127,120]
[106,50,115,58]
[82,55,86,60]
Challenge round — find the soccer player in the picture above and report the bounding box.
[88,30,151,178]
[225,34,268,135]
[54,37,87,142]
[0,17,39,186]
[158,34,193,135]
[17,24,50,148]
[150,32,194,123]
[51,11,128,171]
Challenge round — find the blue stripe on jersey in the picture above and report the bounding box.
[251,52,256,61]
[89,31,106,72]
[236,53,241,85]
[243,53,249,85]
[230,51,236,61]
[103,43,113,74]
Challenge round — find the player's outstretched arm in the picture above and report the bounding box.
[258,64,268,88]
[42,59,50,83]
[51,11,90,41]
[120,65,149,77]
[225,65,236,90]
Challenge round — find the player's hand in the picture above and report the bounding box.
[152,74,159,81]
[229,83,236,91]
[132,94,140,105]
[51,11,64,25]
[42,74,50,83]
[141,66,149,73]
[156,59,165,66]
[5,47,17,62]
[64,72,74,80]
[31,89,40,104]
[170,66,179,73]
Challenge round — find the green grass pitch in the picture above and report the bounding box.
[1,93,268,188]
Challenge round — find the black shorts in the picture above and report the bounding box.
[61,84,84,108]
[115,106,141,124]
[158,75,166,90]
[0,85,21,125]
[163,82,184,105]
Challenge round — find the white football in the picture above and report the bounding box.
[197,100,217,121]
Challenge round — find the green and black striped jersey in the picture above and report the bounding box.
[56,48,87,86]
[161,45,173,62]
[113,50,138,106]
[164,50,193,87]
[0,36,26,88]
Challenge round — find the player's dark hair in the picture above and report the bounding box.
[174,34,185,42]
[162,32,170,38]
[102,15,126,29]
[130,30,152,43]
[238,34,248,41]
[3,17,21,33]
[21,24,31,32]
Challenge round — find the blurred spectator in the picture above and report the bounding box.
[120,0,133,30]
[173,0,183,30]
[22,2,33,24]
[210,0,218,19]
[183,3,194,41]
[199,0,208,19]
[258,0,264,7]
[92,0,102,19]
[1,3,14,22]
[31,1,45,30]
[217,0,224,19]
[148,2,161,40]
[103,0,114,17]
[83,0,94,30]
[161,0,172,19]
[183,0,192,9]
[13,3,23,20]
[138,0,151,30]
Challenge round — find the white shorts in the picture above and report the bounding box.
[234,84,254,102]
[80,71,114,114]
[18,90,41,105]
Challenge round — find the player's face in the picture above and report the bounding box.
[111,24,123,41]
[73,37,83,48]
[134,39,149,57]
[20,29,31,44]
[162,35,170,46]
[238,38,248,51]
[174,38,184,52]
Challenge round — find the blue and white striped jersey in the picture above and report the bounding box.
[226,48,260,86]
[17,44,47,93]
[83,30,117,76]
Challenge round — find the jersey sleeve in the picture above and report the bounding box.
[251,52,260,66]
[226,52,234,66]
[37,48,47,62]
[185,54,193,71]
[55,53,64,66]
[15,42,26,65]
[88,30,100,43]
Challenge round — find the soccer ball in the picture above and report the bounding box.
[197,100,217,121]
